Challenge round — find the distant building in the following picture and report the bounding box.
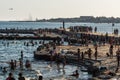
[80,16,94,19]
[80,16,94,22]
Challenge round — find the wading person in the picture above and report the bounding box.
[19,59,23,69]
[21,51,23,60]
[18,73,25,80]
[10,60,15,70]
[3,67,7,73]
[25,60,31,69]
[6,73,15,80]
[14,60,17,69]
[70,70,79,78]
[77,48,80,65]
[62,55,66,69]
[55,53,61,71]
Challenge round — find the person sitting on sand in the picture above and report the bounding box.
[70,70,79,78]
[106,53,110,57]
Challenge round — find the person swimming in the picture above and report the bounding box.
[18,73,25,80]
[25,60,31,69]
[70,70,79,78]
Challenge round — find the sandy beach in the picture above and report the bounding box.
[57,44,119,71]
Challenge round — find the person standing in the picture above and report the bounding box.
[94,50,98,60]
[81,52,84,60]
[10,60,15,70]
[88,48,92,59]
[77,48,80,64]
[25,60,31,69]
[94,46,98,60]
[19,59,23,69]
[116,48,120,67]
[94,27,97,33]
[109,44,113,58]
[21,51,23,60]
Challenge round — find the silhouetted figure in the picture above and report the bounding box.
[94,27,97,33]
[10,60,15,70]
[6,73,15,80]
[94,46,98,60]
[62,55,66,69]
[94,50,98,60]
[3,67,7,73]
[21,51,23,59]
[55,53,61,71]
[19,59,23,69]
[49,50,53,61]
[106,53,110,57]
[25,60,31,69]
[116,48,120,67]
[77,48,80,64]
[81,52,84,60]
[115,67,119,73]
[14,60,17,69]
[88,48,92,59]
[70,70,79,78]
[18,73,25,80]
[109,44,113,58]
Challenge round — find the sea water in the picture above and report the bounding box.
[0,40,92,80]
[0,21,115,80]
[0,21,120,34]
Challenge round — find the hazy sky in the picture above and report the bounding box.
[0,0,120,20]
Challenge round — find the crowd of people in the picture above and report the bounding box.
[6,72,25,80]
[3,26,120,79]
[69,26,93,32]
[0,48,32,80]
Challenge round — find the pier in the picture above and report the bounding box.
[0,28,120,43]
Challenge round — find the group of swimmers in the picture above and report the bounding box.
[6,72,25,80]
[9,59,31,71]
[3,50,32,80]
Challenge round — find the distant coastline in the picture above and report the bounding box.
[9,16,120,23]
